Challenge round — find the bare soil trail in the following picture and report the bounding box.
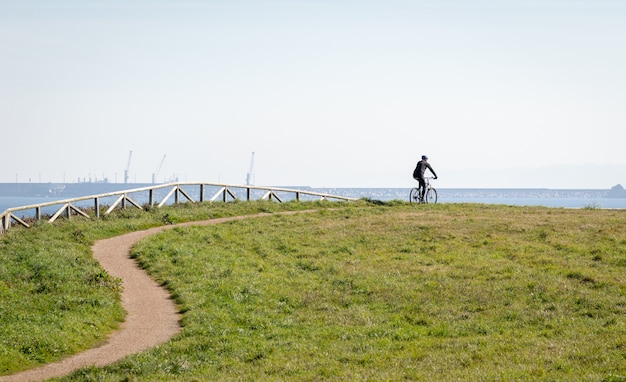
[2,211,311,382]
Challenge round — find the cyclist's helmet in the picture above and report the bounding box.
[422,155,428,160]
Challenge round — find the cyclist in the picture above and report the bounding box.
[413,155,438,202]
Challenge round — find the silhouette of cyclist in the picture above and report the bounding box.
[413,155,438,202]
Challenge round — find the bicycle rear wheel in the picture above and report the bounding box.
[425,187,437,204]
[409,188,420,204]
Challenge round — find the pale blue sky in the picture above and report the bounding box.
[1,0,625,188]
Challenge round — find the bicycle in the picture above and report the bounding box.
[410,177,437,204]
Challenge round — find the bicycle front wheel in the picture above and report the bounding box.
[409,188,420,204]
[425,187,437,204]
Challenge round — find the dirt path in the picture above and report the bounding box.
[2,212,310,382]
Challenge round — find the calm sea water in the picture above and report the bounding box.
[2,188,625,217]
[318,188,626,209]
[470,191,626,209]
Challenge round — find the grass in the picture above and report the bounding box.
[0,222,124,373]
[2,200,626,380]
[0,200,319,375]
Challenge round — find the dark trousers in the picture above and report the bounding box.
[414,177,426,199]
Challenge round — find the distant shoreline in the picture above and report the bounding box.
[0,182,623,197]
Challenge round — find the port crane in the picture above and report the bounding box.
[152,155,166,184]
[124,150,133,184]
[246,152,255,186]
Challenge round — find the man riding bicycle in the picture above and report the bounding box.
[413,155,438,202]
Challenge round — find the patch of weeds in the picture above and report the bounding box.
[161,213,176,225]
[70,229,88,244]
[296,260,321,272]
[591,248,603,262]
[88,269,123,293]
[566,271,596,285]
[583,202,602,210]
[602,374,626,382]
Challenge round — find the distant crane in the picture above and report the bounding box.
[152,154,166,184]
[124,150,133,184]
[246,152,255,186]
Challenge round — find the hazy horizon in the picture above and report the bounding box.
[2,1,625,189]
[2,162,625,191]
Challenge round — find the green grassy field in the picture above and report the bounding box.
[2,200,626,381]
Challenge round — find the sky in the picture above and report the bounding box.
[1,0,625,189]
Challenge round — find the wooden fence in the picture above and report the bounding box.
[0,182,357,234]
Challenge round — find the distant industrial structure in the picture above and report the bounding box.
[8,150,204,187]
[152,155,166,184]
[246,152,255,186]
[124,151,133,184]
[123,151,170,184]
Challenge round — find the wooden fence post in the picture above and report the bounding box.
[94,198,100,218]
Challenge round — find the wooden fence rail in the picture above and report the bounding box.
[0,182,357,234]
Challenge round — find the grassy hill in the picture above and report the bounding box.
[2,200,626,380]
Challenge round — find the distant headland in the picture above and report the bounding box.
[607,184,626,198]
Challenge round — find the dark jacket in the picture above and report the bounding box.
[413,160,437,179]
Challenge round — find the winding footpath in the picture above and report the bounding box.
[2,212,308,382]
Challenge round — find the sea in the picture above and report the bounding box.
[322,188,626,209]
[2,187,626,218]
